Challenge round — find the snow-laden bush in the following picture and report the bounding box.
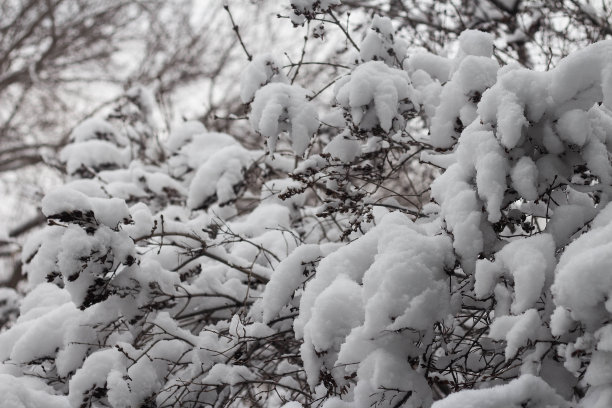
[3,3,612,408]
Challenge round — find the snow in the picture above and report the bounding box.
[510,156,539,201]
[41,186,92,217]
[431,374,569,408]
[60,140,129,175]
[457,30,495,59]
[301,274,363,385]
[165,120,207,153]
[41,187,131,232]
[70,117,121,144]
[240,54,288,103]
[261,177,307,209]
[323,132,362,162]
[474,259,503,299]
[541,121,565,154]
[556,109,590,146]
[546,203,596,246]
[477,234,555,314]
[359,15,407,67]
[487,89,528,149]
[478,40,612,151]
[296,213,454,392]
[90,197,131,228]
[429,57,498,148]
[406,53,451,83]
[8,302,80,363]
[231,202,291,236]
[585,351,612,387]
[489,308,542,359]
[0,374,70,408]
[168,131,240,175]
[202,363,255,385]
[334,61,414,132]
[430,167,483,273]
[187,145,254,209]
[262,243,338,323]
[68,348,125,407]
[552,217,612,328]
[250,83,319,155]
[281,403,303,408]
[550,306,575,337]
[0,284,73,361]
[351,350,432,408]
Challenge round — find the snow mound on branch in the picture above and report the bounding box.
[556,109,590,146]
[430,163,483,273]
[262,245,325,323]
[429,56,498,148]
[352,349,433,408]
[456,30,495,60]
[489,308,542,359]
[250,83,319,155]
[510,156,538,201]
[187,145,255,209]
[455,128,507,222]
[202,363,255,385]
[261,177,308,209]
[431,374,569,408]
[42,186,131,228]
[334,61,415,132]
[360,15,407,67]
[552,208,612,329]
[68,348,125,407]
[479,40,612,149]
[60,140,129,175]
[168,131,241,178]
[296,212,454,396]
[0,284,76,363]
[241,54,288,103]
[475,234,555,314]
[42,186,93,217]
[0,374,69,408]
[165,120,207,153]
[406,53,452,83]
[323,131,362,162]
[70,117,122,145]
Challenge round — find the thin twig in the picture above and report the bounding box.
[223,4,252,61]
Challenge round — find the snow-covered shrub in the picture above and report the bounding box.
[3,3,612,408]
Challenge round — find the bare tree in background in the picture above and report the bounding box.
[0,0,260,172]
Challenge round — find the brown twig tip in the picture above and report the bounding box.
[224,4,252,61]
